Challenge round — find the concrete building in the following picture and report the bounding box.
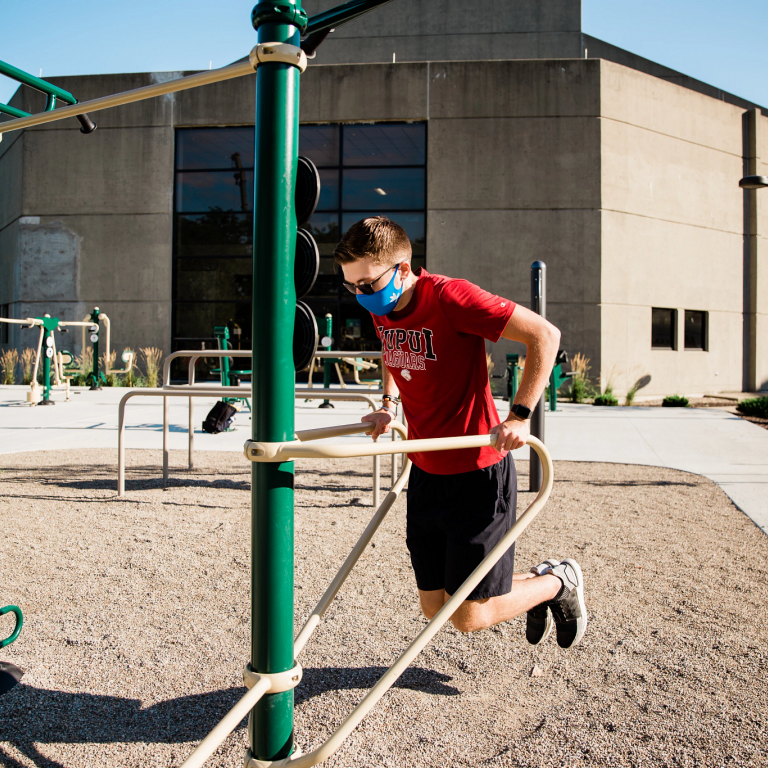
[1,0,766,395]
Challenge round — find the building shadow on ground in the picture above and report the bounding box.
[0,666,456,765]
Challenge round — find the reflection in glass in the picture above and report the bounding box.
[176,127,254,170]
[300,125,340,167]
[175,258,252,302]
[342,168,425,211]
[684,310,707,350]
[343,124,426,166]
[341,212,425,256]
[651,308,676,350]
[305,213,339,257]
[317,169,340,211]
[176,171,254,213]
[175,213,252,257]
[175,301,252,341]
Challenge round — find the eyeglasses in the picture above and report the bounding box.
[341,264,399,295]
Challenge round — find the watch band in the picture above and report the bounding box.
[510,403,532,420]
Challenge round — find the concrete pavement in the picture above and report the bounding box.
[1,385,766,534]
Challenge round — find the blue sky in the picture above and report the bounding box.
[1,1,767,108]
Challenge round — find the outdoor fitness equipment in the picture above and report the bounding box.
[117,349,396,502]
[73,306,135,390]
[0,308,134,403]
[177,426,553,768]
[0,314,93,404]
[0,2,554,763]
[0,605,24,696]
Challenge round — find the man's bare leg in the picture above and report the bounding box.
[418,572,561,633]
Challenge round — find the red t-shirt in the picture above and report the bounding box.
[372,269,516,475]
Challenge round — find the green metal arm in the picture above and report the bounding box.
[0,59,78,105]
[0,605,23,649]
[0,58,96,132]
[0,102,30,118]
[304,0,397,36]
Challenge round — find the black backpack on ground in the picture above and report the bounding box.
[202,401,238,434]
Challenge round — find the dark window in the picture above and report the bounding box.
[651,308,676,350]
[684,310,707,350]
[0,304,8,344]
[172,123,427,377]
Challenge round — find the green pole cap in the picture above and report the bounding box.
[252,2,308,32]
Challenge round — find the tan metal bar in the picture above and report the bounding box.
[0,61,256,136]
[294,424,410,657]
[119,392,389,496]
[295,422,375,441]
[179,435,552,768]
[179,677,272,768]
[246,432,493,462]
[312,350,382,359]
[283,437,553,768]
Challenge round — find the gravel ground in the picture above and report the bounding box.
[1,450,767,768]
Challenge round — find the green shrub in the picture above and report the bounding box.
[594,392,619,406]
[736,396,768,419]
[662,394,689,408]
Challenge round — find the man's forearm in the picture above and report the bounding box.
[512,329,559,413]
[499,307,561,417]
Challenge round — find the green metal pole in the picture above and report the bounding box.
[249,0,306,761]
[89,308,102,390]
[549,369,557,412]
[40,327,54,405]
[319,313,334,408]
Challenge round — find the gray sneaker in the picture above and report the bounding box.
[525,558,560,645]
[546,558,588,649]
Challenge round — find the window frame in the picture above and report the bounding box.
[171,122,428,371]
[683,309,708,352]
[651,307,677,351]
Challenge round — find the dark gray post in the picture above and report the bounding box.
[530,261,546,492]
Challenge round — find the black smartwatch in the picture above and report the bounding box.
[510,403,532,421]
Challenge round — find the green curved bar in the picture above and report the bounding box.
[0,605,23,649]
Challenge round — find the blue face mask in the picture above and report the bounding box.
[355,265,403,316]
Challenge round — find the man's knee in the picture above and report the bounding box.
[449,600,491,633]
[419,589,445,621]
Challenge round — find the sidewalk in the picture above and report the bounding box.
[1,386,766,534]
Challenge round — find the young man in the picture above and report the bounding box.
[334,216,587,648]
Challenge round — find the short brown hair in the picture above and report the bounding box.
[333,216,412,266]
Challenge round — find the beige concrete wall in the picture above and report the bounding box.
[425,60,602,375]
[2,73,176,358]
[754,113,768,391]
[599,60,747,396]
[304,0,583,65]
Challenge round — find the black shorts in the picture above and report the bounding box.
[405,452,517,601]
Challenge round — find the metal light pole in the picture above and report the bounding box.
[529,261,546,492]
[249,0,305,761]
